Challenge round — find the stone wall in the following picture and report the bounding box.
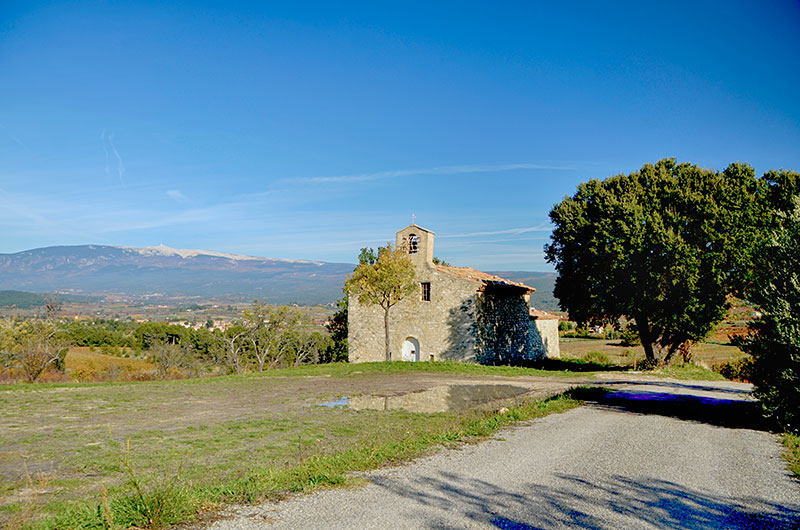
[348,263,482,363]
[530,318,560,359]
[475,289,536,365]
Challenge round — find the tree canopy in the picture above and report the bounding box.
[741,176,800,433]
[545,159,768,365]
[324,295,348,363]
[344,244,416,361]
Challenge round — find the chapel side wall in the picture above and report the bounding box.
[531,319,561,359]
[474,290,536,365]
[348,265,481,363]
[388,266,480,362]
[347,296,389,363]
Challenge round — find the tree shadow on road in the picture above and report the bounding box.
[595,379,753,396]
[371,471,800,529]
[564,384,770,431]
[588,389,772,431]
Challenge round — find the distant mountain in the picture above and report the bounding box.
[0,245,560,308]
[0,245,355,305]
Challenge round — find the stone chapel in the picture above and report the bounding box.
[348,224,560,364]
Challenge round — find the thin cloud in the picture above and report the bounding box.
[298,162,574,184]
[101,130,126,186]
[0,188,96,242]
[441,224,552,238]
[167,189,187,202]
[108,133,125,186]
[0,123,29,151]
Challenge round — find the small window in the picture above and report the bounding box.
[421,282,431,301]
[408,234,419,254]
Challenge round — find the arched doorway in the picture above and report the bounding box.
[401,337,420,362]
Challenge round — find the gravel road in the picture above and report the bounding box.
[205,378,800,529]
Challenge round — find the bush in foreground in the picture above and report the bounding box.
[740,200,800,434]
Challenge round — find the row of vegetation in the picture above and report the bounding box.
[0,299,348,383]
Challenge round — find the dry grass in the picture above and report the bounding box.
[0,349,159,385]
[559,338,745,368]
[66,348,155,382]
[67,348,152,372]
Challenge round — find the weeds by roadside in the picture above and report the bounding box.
[3,467,52,530]
[652,363,726,381]
[783,433,800,480]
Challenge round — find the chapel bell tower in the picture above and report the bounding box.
[396,223,435,267]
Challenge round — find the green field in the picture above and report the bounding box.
[0,360,733,529]
[1,361,604,529]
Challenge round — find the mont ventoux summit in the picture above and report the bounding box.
[0,243,558,308]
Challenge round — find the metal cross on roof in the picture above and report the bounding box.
[411,213,416,224]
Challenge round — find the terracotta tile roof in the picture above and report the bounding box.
[434,265,535,293]
[529,308,560,320]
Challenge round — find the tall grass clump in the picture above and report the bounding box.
[783,433,800,479]
[41,438,197,530]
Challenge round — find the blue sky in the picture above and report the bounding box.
[1,1,799,270]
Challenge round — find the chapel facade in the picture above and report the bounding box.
[347,224,560,364]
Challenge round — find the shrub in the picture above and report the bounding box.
[712,356,753,382]
[742,197,800,433]
[583,351,610,365]
[784,433,800,479]
[619,328,640,346]
[70,367,97,382]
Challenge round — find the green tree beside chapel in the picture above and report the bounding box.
[545,159,768,365]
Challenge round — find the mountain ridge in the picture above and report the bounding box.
[0,245,557,308]
[115,243,323,264]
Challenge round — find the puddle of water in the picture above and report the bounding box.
[348,384,529,413]
[316,396,349,408]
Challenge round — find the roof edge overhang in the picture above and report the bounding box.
[480,283,535,295]
[398,223,435,235]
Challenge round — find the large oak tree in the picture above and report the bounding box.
[545,159,768,365]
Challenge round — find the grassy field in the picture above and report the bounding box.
[0,362,606,529]
[559,337,746,369]
[0,355,740,529]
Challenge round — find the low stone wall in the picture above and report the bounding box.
[531,318,560,359]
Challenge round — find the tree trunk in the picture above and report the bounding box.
[635,313,656,364]
[383,307,391,361]
[663,341,687,366]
